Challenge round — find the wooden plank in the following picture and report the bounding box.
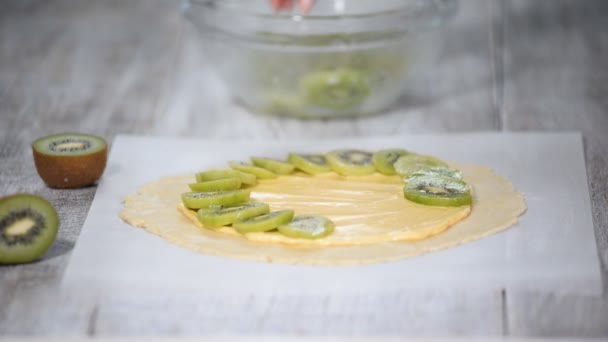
[501,0,608,336]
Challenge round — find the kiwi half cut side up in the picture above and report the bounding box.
[404,176,472,207]
[287,153,331,175]
[0,194,59,264]
[372,148,410,175]
[251,157,295,175]
[326,149,375,176]
[32,133,108,189]
[299,68,371,110]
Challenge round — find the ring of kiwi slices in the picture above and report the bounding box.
[180,148,473,241]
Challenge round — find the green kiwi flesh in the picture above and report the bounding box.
[403,176,472,207]
[326,149,375,176]
[233,210,295,234]
[277,215,335,239]
[299,69,370,109]
[393,154,448,178]
[188,177,242,192]
[229,161,277,179]
[32,133,108,188]
[0,194,59,264]
[287,153,331,175]
[198,202,270,228]
[195,169,257,186]
[181,189,251,209]
[372,148,410,175]
[251,157,295,175]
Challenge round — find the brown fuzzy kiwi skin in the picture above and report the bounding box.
[32,145,108,189]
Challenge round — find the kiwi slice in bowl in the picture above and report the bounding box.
[0,194,59,264]
[188,177,242,192]
[198,202,270,228]
[299,68,370,110]
[196,169,257,186]
[251,157,295,175]
[233,210,295,234]
[229,162,277,179]
[404,176,472,207]
[326,149,375,176]
[287,153,331,175]
[393,154,448,178]
[372,148,410,175]
[278,215,335,240]
[32,133,107,189]
[181,189,251,209]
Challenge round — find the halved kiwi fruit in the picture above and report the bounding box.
[181,189,251,209]
[403,176,472,207]
[188,177,242,192]
[278,215,335,240]
[0,194,59,264]
[287,153,331,175]
[372,148,410,175]
[198,202,270,228]
[195,169,257,186]
[326,149,375,176]
[299,69,370,109]
[32,133,108,189]
[229,161,277,179]
[233,210,295,234]
[251,157,295,175]
[393,154,448,178]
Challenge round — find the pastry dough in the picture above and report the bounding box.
[120,162,526,265]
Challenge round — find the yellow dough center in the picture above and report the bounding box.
[178,172,471,246]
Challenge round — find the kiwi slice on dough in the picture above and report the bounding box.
[278,215,335,240]
[326,149,375,176]
[393,154,448,178]
[403,176,472,207]
[32,133,107,189]
[188,177,242,192]
[251,157,295,175]
[195,169,256,186]
[233,210,295,234]
[372,148,410,175]
[287,153,331,175]
[229,161,277,179]
[406,166,463,181]
[181,189,251,209]
[299,69,370,110]
[198,202,270,228]
[0,194,59,264]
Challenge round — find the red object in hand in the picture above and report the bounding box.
[270,0,315,14]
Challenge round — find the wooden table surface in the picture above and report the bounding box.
[1,0,607,337]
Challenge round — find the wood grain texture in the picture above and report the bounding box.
[500,0,608,335]
[0,0,607,337]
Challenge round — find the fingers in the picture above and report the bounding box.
[270,0,314,14]
[298,0,315,14]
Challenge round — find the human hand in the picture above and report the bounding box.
[270,0,315,14]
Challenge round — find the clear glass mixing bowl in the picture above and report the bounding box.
[183,0,458,119]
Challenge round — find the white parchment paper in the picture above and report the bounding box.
[62,133,602,296]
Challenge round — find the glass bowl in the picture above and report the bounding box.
[183,0,458,119]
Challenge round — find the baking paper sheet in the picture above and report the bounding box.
[62,133,602,295]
